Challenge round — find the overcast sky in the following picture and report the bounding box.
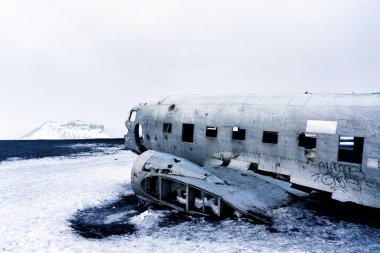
[1,0,379,139]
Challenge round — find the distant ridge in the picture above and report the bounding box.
[21,120,111,140]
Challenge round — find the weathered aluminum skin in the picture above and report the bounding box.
[125,93,380,208]
[131,150,292,222]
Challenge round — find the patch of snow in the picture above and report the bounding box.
[20,120,112,140]
[104,212,133,225]
[204,197,219,215]
[176,196,187,205]
[129,210,166,231]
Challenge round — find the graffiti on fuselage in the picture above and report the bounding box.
[312,161,371,192]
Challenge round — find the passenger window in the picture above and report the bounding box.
[206,126,218,138]
[263,131,278,144]
[338,136,364,164]
[232,127,246,140]
[163,123,172,133]
[298,133,317,149]
[129,111,137,122]
[182,123,194,143]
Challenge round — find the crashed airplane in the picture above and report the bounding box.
[125,93,380,223]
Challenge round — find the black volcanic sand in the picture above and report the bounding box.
[69,194,380,239]
[69,195,140,239]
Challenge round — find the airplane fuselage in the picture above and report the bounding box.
[125,94,380,209]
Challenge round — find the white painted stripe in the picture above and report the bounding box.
[306,120,337,134]
[340,136,354,141]
[340,142,354,146]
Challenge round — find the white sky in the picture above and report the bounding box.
[1,0,379,139]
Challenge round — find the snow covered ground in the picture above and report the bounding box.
[0,146,379,253]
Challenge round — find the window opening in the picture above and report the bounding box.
[188,186,203,212]
[298,133,317,149]
[144,177,159,198]
[168,104,176,111]
[129,111,137,122]
[134,123,147,153]
[232,127,246,140]
[161,178,186,208]
[262,131,278,144]
[136,124,143,139]
[182,123,194,143]
[163,123,172,133]
[206,126,218,138]
[338,136,364,164]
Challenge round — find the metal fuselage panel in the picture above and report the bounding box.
[125,94,380,208]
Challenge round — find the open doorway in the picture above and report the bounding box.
[134,123,147,153]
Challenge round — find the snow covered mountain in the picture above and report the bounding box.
[21,120,112,140]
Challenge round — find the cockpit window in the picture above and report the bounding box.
[129,111,137,122]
